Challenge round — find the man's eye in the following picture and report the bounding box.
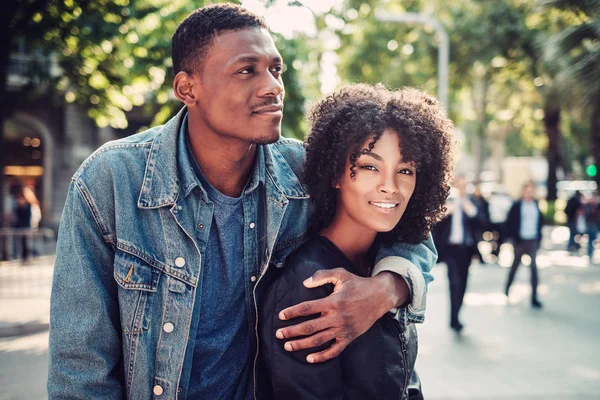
[271,65,283,73]
[240,67,254,74]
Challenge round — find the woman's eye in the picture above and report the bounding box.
[361,165,378,171]
[399,168,415,175]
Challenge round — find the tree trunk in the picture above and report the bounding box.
[472,73,490,181]
[593,102,600,189]
[543,105,560,201]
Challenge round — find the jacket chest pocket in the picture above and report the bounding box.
[114,250,162,292]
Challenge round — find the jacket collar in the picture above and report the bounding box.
[138,106,307,208]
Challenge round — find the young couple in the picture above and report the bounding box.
[48,4,454,400]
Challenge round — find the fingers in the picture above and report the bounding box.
[279,296,334,321]
[303,267,349,288]
[306,340,349,364]
[276,314,333,339]
[281,329,337,355]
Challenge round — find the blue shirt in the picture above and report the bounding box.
[520,200,539,240]
[184,119,254,400]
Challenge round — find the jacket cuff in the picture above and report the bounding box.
[372,256,427,324]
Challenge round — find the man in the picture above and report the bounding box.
[470,183,489,264]
[433,176,480,332]
[47,4,436,399]
[565,190,582,252]
[584,191,600,261]
[504,181,544,309]
[488,188,513,258]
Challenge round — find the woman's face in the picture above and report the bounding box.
[335,128,417,235]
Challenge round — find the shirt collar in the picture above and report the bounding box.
[138,106,307,209]
[177,112,266,201]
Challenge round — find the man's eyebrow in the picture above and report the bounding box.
[233,55,283,64]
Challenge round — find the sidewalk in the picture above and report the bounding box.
[416,226,600,399]
[0,256,53,338]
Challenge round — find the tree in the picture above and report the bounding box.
[544,0,600,186]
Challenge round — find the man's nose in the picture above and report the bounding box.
[257,72,284,98]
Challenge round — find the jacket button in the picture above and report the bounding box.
[153,385,164,396]
[198,223,205,230]
[249,222,256,229]
[175,257,185,267]
[163,323,174,333]
[250,275,257,282]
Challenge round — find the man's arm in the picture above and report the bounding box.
[48,181,123,398]
[275,236,436,363]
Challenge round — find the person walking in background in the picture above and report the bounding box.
[583,191,600,261]
[470,183,490,264]
[11,186,32,261]
[434,176,480,332]
[505,181,544,308]
[565,190,583,252]
[23,186,41,256]
[488,188,513,258]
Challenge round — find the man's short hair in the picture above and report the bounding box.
[171,3,268,74]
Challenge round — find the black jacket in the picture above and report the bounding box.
[258,235,419,400]
[506,200,543,242]
[433,200,481,263]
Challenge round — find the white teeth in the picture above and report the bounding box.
[369,202,397,209]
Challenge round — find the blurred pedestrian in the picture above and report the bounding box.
[470,183,490,264]
[505,181,544,308]
[11,186,32,261]
[583,191,600,260]
[23,186,41,256]
[488,188,513,258]
[434,176,480,332]
[565,190,583,252]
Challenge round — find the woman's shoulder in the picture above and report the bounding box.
[283,235,349,278]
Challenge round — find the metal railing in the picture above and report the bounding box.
[0,228,56,261]
[0,228,56,298]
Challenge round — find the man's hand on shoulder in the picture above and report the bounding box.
[275,268,409,363]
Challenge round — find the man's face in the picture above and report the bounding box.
[192,28,284,144]
[523,184,535,201]
[454,177,468,197]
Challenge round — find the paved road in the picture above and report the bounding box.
[1,227,599,399]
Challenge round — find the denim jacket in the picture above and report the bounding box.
[48,107,436,399]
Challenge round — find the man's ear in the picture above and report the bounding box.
[173,71,198,107]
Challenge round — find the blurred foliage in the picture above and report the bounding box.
[4,0,600,171]
[5,0,308,139]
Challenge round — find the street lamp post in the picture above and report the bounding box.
[375,11,449,109]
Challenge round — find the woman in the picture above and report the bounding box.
[258,84,455,399]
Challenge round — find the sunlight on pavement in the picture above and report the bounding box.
[578,281,600,294]
[551,226,570,242]
[0,331,48,355]
[568,365,600,381]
